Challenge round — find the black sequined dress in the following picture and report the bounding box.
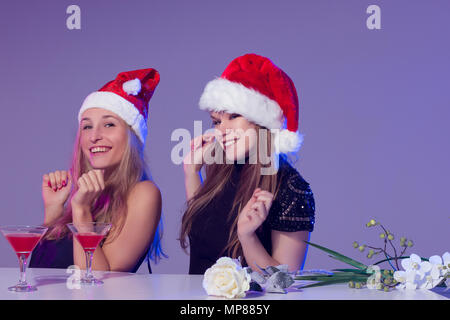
[188,156,316,274]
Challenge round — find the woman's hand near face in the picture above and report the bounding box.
[183,133,216,175]
[70,169,105,221]
[237,188,274,240]
[42,170,72,225]
[183,133,217,201]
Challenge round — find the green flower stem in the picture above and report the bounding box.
[373,256,429,266]
[364,244,397,270]
[383,251,397,271]
[377,224,399,269]
[399,245,408,258]
[366,245,393,259]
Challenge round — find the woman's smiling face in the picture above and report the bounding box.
[79,108,129,170]
[210,111,259,162]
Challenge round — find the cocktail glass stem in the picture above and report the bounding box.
[8,253,36,291]
[18,254,28,286]
[84,251,94,281]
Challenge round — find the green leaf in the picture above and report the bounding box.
[295,273,369,282]
[296,278,367,289]
[304,240,368,270]
[332,268,368,274]
[296,275,368,281]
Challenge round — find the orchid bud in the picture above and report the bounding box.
[407,240,414,247]
[388,234,394,241]
[348,281,355,288]
[379,233,385,239]
[358,245,366,252]
[400,238,406,246]
[352,241,359,248]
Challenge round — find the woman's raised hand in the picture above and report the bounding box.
[70,169,105,215]
[42,170,72,208]
[183,133,217,175]
[42,170,73,225]
[237,188,274,240]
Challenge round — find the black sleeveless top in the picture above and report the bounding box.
[29,235,150,273]
[188,156,316,274]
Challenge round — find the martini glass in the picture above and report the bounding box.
[67,222,111,285]
[0,225,48,292]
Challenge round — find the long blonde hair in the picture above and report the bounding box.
[179,127,283,259]
[44,124,165,261]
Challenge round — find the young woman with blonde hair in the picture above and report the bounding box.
[30,68,164,273]
[180,54,316,274]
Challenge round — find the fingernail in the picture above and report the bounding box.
[48,181,51,188]
[62,180,66,187]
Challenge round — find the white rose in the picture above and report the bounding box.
[202,257,251,299]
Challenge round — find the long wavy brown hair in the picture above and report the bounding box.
[179,126,284,259]
[43,124,165,261]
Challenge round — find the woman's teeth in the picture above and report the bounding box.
[224,139,238,147]
[91,147,110,153]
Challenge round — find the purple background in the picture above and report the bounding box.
[0,1,448,274]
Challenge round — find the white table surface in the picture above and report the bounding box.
[0,268,447,300]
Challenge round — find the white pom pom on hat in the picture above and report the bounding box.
[273,129,304,154]
[122,78,142,96]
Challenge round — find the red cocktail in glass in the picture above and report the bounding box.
[67,222,111,285]
[74,232,105,253]
[0,225,48,292]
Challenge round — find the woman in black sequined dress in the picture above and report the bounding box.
[179,54,316,275]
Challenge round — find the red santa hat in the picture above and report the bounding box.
[199,53,303,154]
[78,68,160,144]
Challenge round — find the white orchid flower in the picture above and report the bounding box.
[395,252,449,290]
[444,252,450,266]
[401,253,430,275]
[428,252,450,277]
[394,269,420,290]
[420,251,450,289]
[418,264,442,289]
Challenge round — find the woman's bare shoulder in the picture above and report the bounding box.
[127,180,162,212]
[131,180,160,194]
